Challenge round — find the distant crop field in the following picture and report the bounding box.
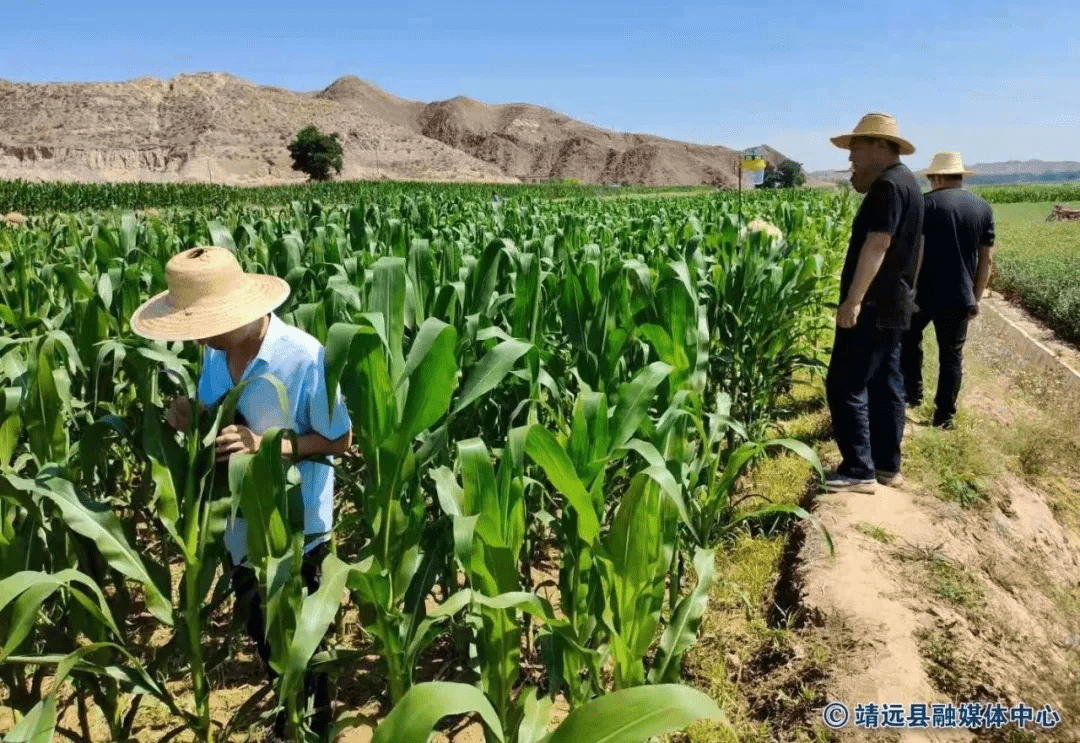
[5,178,1080,216]
[0,178,711,215]
[973,183,1080,204]
[992,200,1080,345]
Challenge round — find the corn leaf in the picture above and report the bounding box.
[2,691,57,743]
[370,681,504,743]
[524,426,600,544]
[610,362,672,452]
[647,548,715,684]
[537,684,726,743]
[280,552,350,700]
[0,569,121,660]
[396,319,457,441]
[450,339,532,417]
[516,687,554,743]
[4,473,173,626]
[369,257,407,383]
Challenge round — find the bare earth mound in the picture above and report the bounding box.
[802,482,1080,741]
[0,72,745,186]
[793,301,1080,742]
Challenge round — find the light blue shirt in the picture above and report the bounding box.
[197,314,351,563]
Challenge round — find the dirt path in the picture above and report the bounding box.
[792,303,1080,742]
[799,484,973,742]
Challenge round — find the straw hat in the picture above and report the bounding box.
[130,247,290,342]
[919,151,975,177]
[830,112,915,156]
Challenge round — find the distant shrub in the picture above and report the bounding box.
[287,125,344,182]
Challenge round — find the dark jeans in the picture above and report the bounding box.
[826,311,905,479]
[900,306,970,426]
[230,541,331,740]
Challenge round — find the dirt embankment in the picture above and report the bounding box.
[786,297,1080,742]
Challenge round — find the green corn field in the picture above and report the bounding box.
[0,185,858,743]
[970,182,1080,204]
[0,179,711,216]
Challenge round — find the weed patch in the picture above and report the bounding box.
[854,522,896,544]
[904,424,997,509]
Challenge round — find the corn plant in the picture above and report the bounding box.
[702,228,833,439]
[222,425,313,740]
[432,434,527,738]
[324,258,534,707]
[522,362,702,705]
[359,680,727,743]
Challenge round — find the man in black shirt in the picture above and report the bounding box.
[902,152,995,429]
[825,113,924,493]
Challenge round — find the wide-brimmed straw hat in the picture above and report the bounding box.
[830,112,915,156]
[130,246,290,342]
[919,151,975,177]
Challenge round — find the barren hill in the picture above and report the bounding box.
[742,144,792,167]
[963,159,1080,185]
[0,72,745,187]
[416,93,742,185]
[810,159,1080,186]
[967,158,1080,176]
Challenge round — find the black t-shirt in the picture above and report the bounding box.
[840,163,925,329]
[916,188,995,312]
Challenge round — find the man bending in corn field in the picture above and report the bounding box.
[902,152,995,430]
[824,113,924,493]
[131,246,353,742]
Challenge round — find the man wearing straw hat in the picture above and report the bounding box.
[901,152,995,430]
[131,246,353,741]
[824,112,924,493]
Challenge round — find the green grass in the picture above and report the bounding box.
[682,533,837,743]
[990,200,1080,345]
[991,351,1080,528]
[927,557,984,609]
[915,626,970,697]
[892,541,984,612]
[901,327,1000,509]
[1045,584,1080,621]
[681,534,786,743]
[679,375,839,743]
[991,200,1080,223]
[854,522,896,544]
[903,419,997,509]
[747,383,830,510]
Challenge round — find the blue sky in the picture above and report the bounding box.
[4,0,1077,172]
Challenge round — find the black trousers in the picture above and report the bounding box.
[900,306,971,427]
[230,541,331,740]
[826,310,906,479]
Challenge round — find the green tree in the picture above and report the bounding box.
[287,125,344,181]
[759,160,807,189]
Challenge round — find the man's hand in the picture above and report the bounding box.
[166,396,192,431]
[837,299,862,329]
[969,302,981,318]
[216,425,263,462]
